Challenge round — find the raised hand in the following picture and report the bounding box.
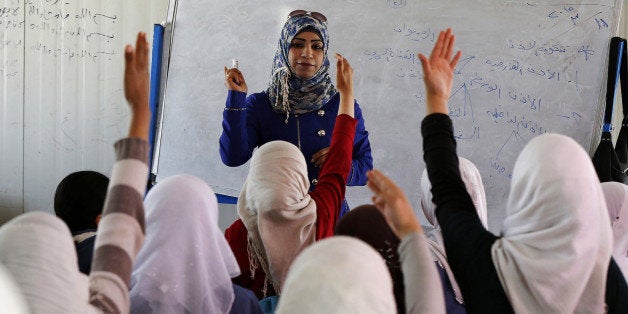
[335,53,354,118]
[367,169,422,238]
[418,28,462,115]
[124,32,151,140]
[224,67,248,93]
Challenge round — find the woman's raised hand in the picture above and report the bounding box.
[224,67,248,93]
[418,28,461,115]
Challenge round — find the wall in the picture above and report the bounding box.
[0,0,170,224]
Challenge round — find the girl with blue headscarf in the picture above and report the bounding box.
[220,10,373,218]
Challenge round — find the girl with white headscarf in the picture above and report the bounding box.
[0,32,152,314]
[419,156,486,313]
[130,175,261,313]
[275,236,396,313]
[0,212,99,313]
[224,53,357,300]
[421,157,488,233]
[601,182,628,277]
[600,182,628,313]
[417,29,613,313]
[0,264,27,314]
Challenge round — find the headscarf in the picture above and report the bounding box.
[275,236,396,314]
[0,212,98,313]
[491,133,612,313]
[601,181,628,278]
[237,140,317,294]
[130,174,240,314]
[267,13,337,122]
[420,156,488,231]
[335,205,405,313]
[419,157,486,305]
[0,264,28,314]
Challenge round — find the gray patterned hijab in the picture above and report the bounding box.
[267,13,337,122]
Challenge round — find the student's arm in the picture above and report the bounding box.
[335,54,354,118]
[606,257,628,314]
[366,169,445,313]
[399,233,446,314]
[420,29,512,312]
[313,54,357,239]
[89,32,150,313]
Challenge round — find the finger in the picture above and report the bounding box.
[367,169,385,193]
[335,53,344,74]
[233,72,243,85]
[343,57,353,76]
[418,53,431,75]
[367,176,383,196]
[432,30,445,58]
[372,194,386,209]
[341,55,350,68]
[224,66,228,76]
[124,45,134,65]
[444,30,455,60]
[451,50,462,69]
[371,195,385,211]
[136,32,149,69]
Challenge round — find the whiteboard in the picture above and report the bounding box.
[157,0,622,232]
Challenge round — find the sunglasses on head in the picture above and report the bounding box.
[288,10,327,23]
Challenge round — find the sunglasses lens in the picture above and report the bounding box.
[287,10,327,23]
[288,10,307,17]
[311,12,327,23]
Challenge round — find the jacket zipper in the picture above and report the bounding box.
[296,114,301,150]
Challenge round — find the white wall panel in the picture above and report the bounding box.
[0,0,24,223]
[0,0,168,224]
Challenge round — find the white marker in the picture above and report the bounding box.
[232,58,239,69]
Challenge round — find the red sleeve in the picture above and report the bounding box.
[311,114,357,240]
[224,219,275,299]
